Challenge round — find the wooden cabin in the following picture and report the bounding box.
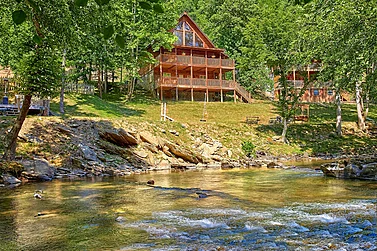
[273,61,350,103]
[140,12,252,103]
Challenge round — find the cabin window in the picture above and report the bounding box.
[184,22,192,31]
[176,22,183,31]
[327,90,334,96]
[185,31,194,46]
[195,34,203,47]
[163,72,171,77]
[313,89,319,96]
[174,31,183,45]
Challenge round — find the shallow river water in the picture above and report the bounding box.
[0,168,376,251]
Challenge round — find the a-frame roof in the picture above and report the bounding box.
[172,12,218,50]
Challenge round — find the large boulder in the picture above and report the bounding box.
[165,141,200,164]
[321,160,377,180]
[359,163,377,180]
[99,128,138,147]
[20,158,56,181]
[139,131,163,149]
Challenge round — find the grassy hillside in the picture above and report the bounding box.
[46,91,377,158]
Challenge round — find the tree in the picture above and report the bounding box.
[310,0,377,133]
[242,0,309,143]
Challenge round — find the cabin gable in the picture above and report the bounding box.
[172,13,216,49]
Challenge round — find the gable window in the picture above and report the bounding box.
[176,22,183,31]
[185,31,193,46]
[184,22,192,31]
[313,89,319,96]
[327,90,334,96]
[195,34,203,47]
[173,21,204,48]
[174,30,183,45]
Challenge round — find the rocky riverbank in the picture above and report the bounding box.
[1,117,376,187]
[0,118,288,187]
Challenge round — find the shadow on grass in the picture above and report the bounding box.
[256,102,377,155]
[257,122,377,156]
[51,93,149,118]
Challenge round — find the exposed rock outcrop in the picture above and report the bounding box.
[321,159,377,180]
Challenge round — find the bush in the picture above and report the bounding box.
[242,140,256,157]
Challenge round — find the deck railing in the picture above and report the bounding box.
[159,77,237,89]
[192,56,205,65]
[157,54,234,67]
[287,80,305,88]
[207,58,219,66]
[192,78,206,86]
[235,83,252,103]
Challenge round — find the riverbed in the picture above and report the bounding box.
[0,168,376,250]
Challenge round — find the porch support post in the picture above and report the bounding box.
[176,87,179,101]
[234,90,236,103]
[190,49,193,101]
[220,89,223,102]
[159,47,163,101]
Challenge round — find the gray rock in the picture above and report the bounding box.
[359,162,377,179]
[79,143,98,161]
[1,174,21,184]
[20,158,56,179]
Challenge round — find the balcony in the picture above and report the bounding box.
[156,54,234,68]
[157,77,235,89]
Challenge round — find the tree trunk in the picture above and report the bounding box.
[127,77,136,101]
[281,118,288,144]
[2,94,32,161]
[104,67,108,94]
[112,70,115,84]
[59,49,66,114]
[355,81,365,130]
[97,67,102,99]
[363,92,369,122]
[335,89,342,136]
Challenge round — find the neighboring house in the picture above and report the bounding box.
[140,12,252,103]
[273,61,350,103]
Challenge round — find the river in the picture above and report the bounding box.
[0,167,376,250]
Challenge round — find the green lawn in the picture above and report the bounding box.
[48,91,377,157]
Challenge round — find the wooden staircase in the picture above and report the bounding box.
[234,82,252,103]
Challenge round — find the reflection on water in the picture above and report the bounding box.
[0,168,376,250]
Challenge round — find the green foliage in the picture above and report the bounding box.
[103,25,114,40]
[242,140,256,157]
[15,45,61,97]
[12,10,26,24]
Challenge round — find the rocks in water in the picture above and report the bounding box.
[1,174,21,184]
[321,160,377,180]
[115,216,126,223]
[196,192,208,198]
[267,162,281,168]
[34,192,43,199]
[20,158,56,181]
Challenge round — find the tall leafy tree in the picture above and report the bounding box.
[310,0,377,133]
